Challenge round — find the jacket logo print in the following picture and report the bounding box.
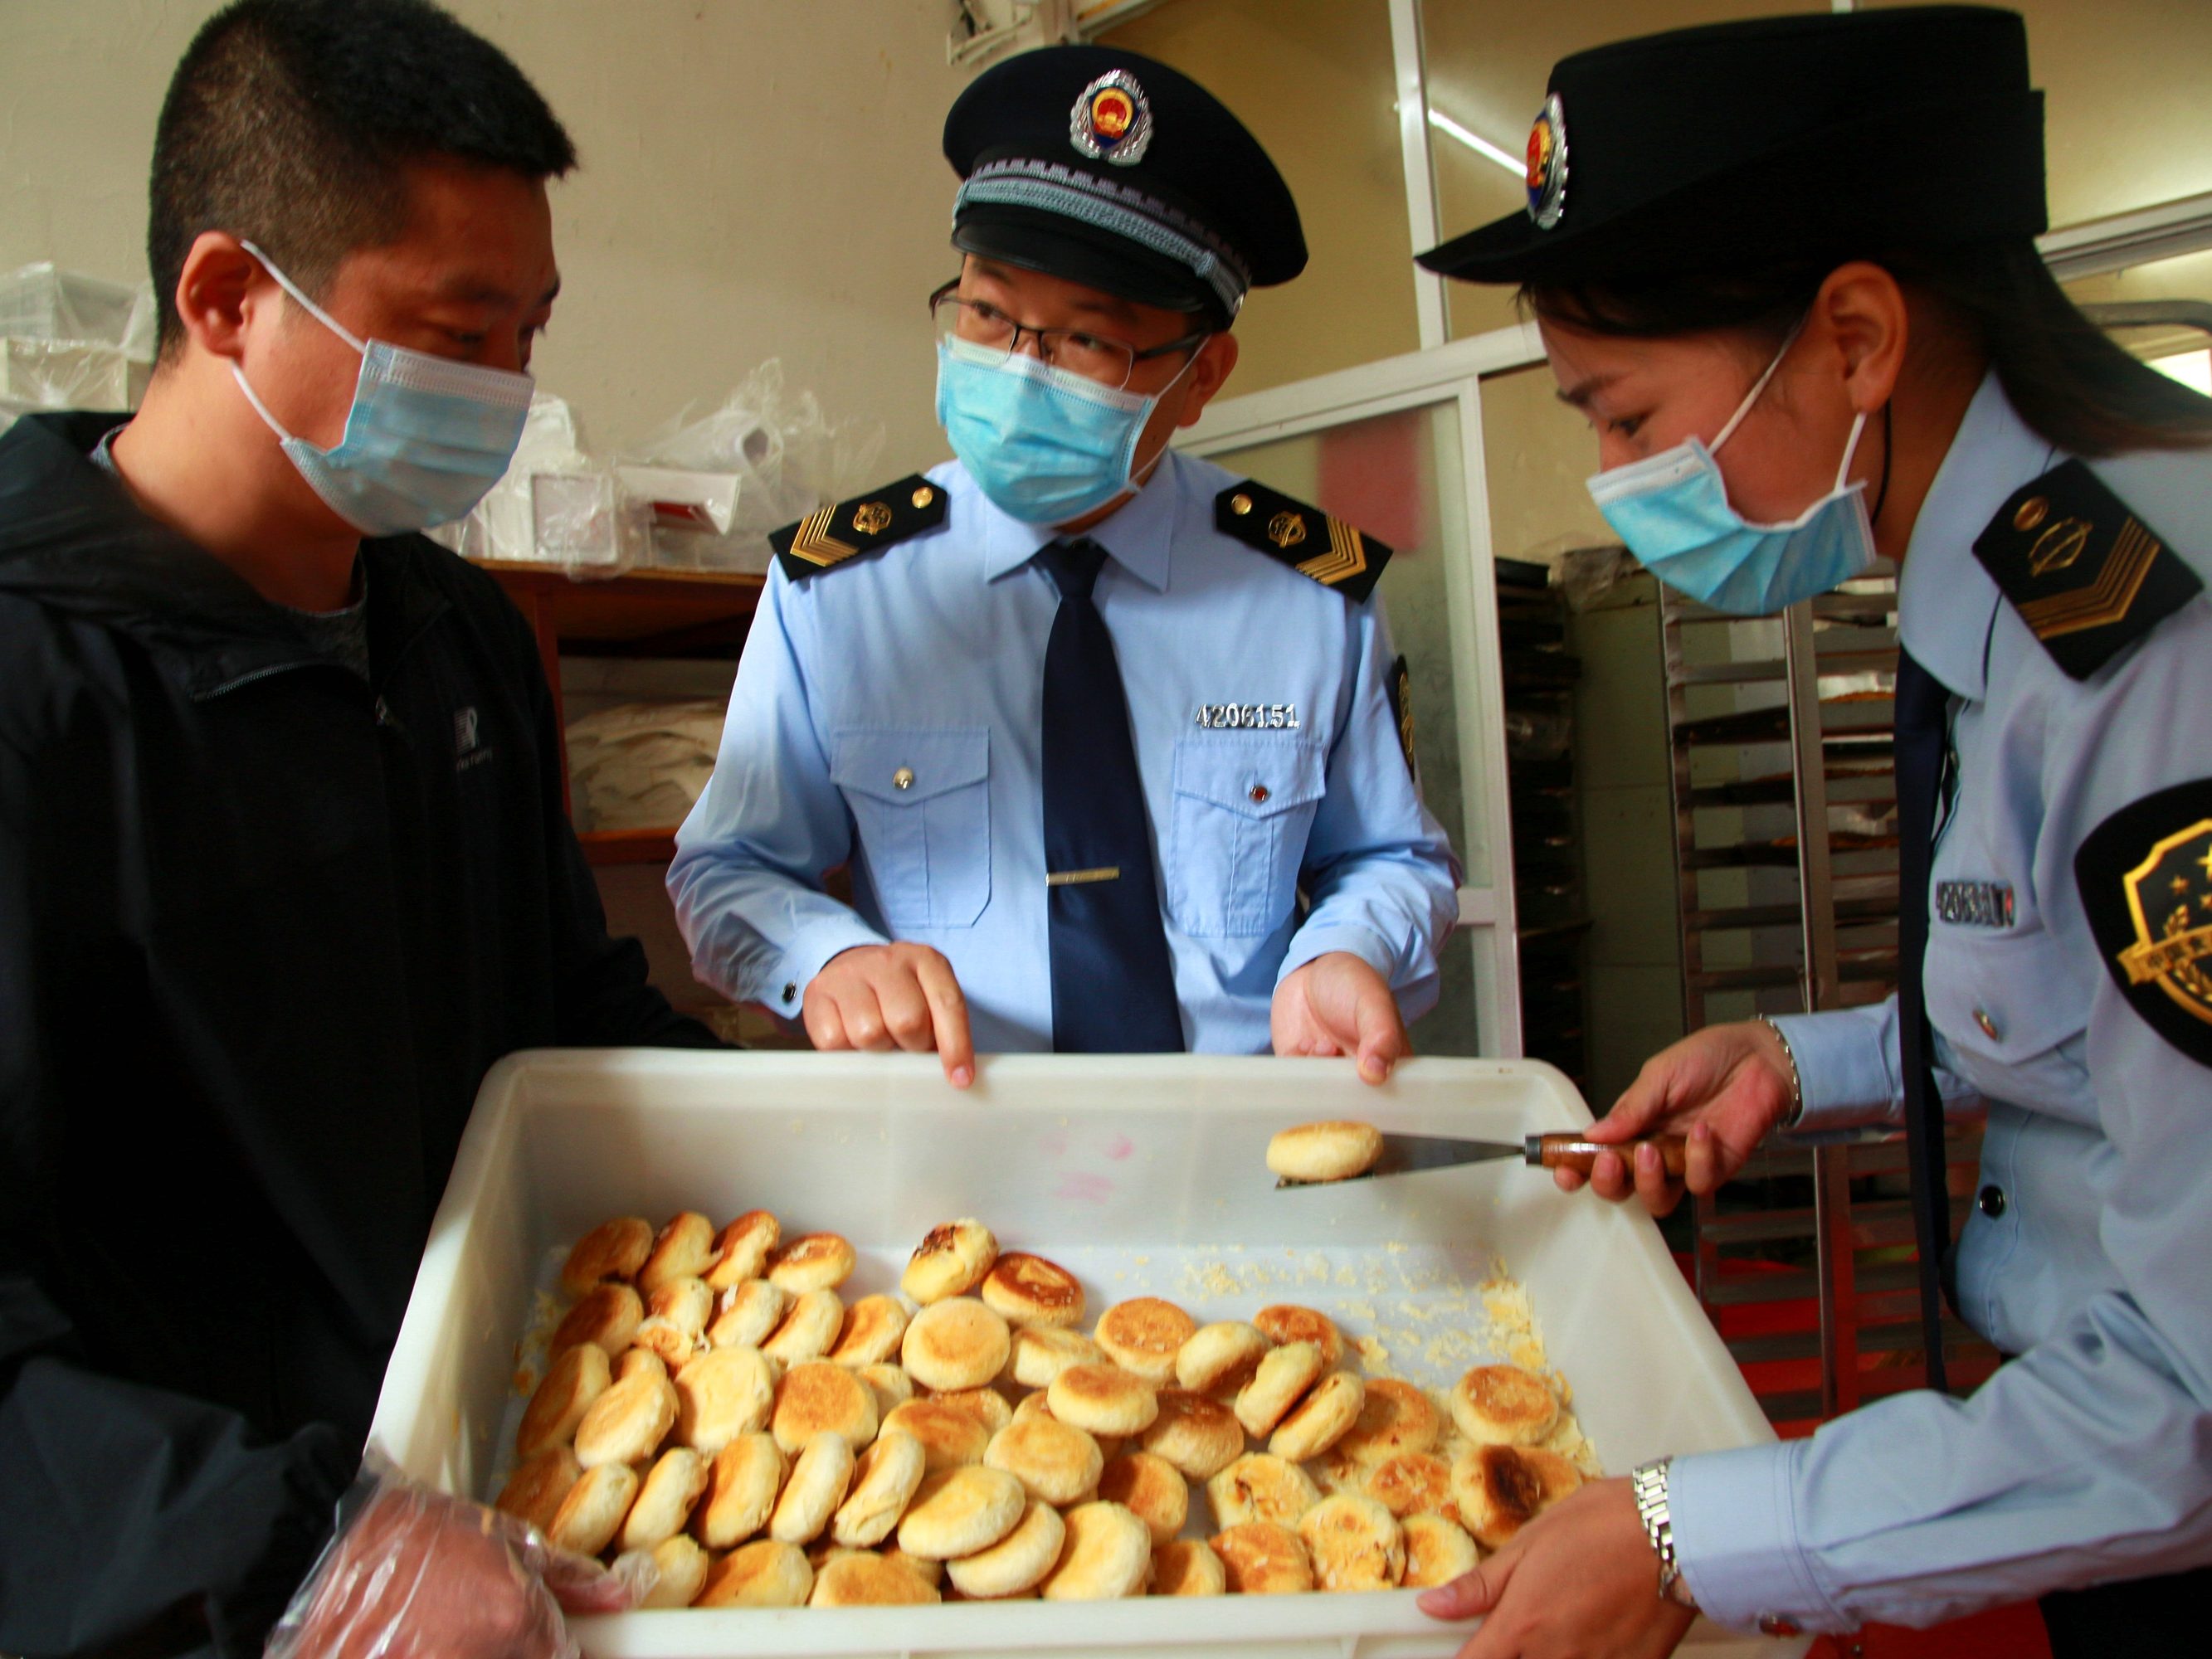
[456,706,494,772]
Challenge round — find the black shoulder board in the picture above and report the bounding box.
[1214,480,1392,604]
[2074,775,2212,1068]
[769,474,948,581]
[1971,460,2201,680]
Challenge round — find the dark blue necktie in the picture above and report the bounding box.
[1033,538,1184,1053]
[1894,646,1953,1393]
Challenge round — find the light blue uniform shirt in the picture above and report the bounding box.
[668,450,1460,1053]
[1670,374,2212,1632]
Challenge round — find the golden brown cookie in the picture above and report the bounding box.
[831,1428,928,1548]
[550,1283,642,1358]
[1362,1452,1454,1519]
[895,1465,1027,1559]
[1141,1389,1246,1481]
[983,1416,1104,1506]
[1401,1511,1479,1588]
[1175,1321,1271,1394]
[1252,1306,1344,1369]
[707,1278,791,1350]
[1008,1324,1106,1390]
[626,1532,709,1608]
[808,1550,939,1607]
[692,1432,786,1548]
[856,1361,915,1418]
[1047,1365,1159,1437]
[560,1216,653,1296]
[945,1497,1065,1600]
[1206,1452,1323,1530]
[1211,1520,1313,1594]
[769,1430,858,1545]
[1270,1370,1365,1462]
[825,1294,909,1367]
[767,1232,857,1294]
[1265,1120,1383,1184]
[621,1446,712,1551]
[979,1251,1087,1328]
[900,1219,999,1304]
[676,1345,776,1455]
[1334,1376,1444,1465]
[762,1287,845,1366]
[929,1386,1013,1434]
[646,1276,714,1340]
[1298,1491,1406,1591]
[699,1538,814,1608]
[516,1341,610,1460]
[572,1370,678,1469]
[1039,1500,1152,1601]
[1095,1451,1187,1545]
[771,1360,879,1455]
[901,1297,1011,1392]
[1449,1364,1558,1447]
[630,1316,697,1370]
[495,1447,581,1536]
[1152,1537,1228,1597]
[1235,1340,1323,1438]
[616,1348,667,1384]
[881,1399,992,1471]
[638,1211,718,1298]
[1093,1297,1196,1384]
[703,1209,780,1292]
[547,1460,637,1557]
[1450,1443,1577,1550]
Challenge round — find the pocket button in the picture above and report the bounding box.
[1249,783,1270,805]
[893,767,914,791]
[1972,1006,2000,1039]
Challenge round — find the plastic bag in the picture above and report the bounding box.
[1557,542,1640,612]
[431,393,605,569]
[266,1451,642,1659]
[0,262,158,418]
[563,699,728,834]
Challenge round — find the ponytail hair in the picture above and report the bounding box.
[1524,239,2212,459]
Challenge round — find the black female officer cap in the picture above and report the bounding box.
[945,44,1306,328]
[1418,5,2045,285]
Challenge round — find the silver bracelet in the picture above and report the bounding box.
[1630,1457,1697,1607]
[1756,1014,1805,1130]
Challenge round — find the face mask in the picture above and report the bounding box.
[934,335,1194,525]
[231,241,535,537]
[1584,325,1877,615]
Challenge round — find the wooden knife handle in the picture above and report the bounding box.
[1528,1132,1689,1178]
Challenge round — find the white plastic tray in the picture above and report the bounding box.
[371,1050,1797,1658]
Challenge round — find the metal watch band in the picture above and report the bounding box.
[1756,1014,1806,1130]
[1630,1456,1696,1606]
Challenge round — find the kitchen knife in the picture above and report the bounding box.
[1274,1131,1689,1188]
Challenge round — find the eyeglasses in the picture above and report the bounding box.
[929,279,1208,392]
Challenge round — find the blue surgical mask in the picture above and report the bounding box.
[935,336,1191,525]
[231,241,534,538]
[1586,325,1877,615]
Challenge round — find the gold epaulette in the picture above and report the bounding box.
[1213,480,1391,604]
[769,475,948,581]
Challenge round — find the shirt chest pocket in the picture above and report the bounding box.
[1167,734,1327,937]
[831,728,992,929]
[1926,925,2092,1107]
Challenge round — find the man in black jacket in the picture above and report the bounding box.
[0,3,718,1652]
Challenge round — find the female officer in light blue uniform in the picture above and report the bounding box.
[670,46,1459,1085]
[1411,9,2212,1657]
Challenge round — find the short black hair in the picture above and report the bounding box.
[149,0,577,357]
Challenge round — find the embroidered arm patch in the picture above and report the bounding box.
[770,474,947,581]
[2074,775,2212,1067]
[1215,480,1392,604]
[1386,653,1418,784]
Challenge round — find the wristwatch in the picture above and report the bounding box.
[1630,1457,1699,1608]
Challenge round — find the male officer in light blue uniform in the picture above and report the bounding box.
[1407,10,2212,1657]
[670,46,1459,1083]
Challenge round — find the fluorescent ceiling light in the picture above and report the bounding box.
[1427,108,1525,179]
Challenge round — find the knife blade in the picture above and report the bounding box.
[1274,1131,1689,1188]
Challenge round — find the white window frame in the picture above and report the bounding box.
[1177,322,1549,1056]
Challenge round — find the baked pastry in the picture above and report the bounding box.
[763,1287,845,1365]
[945,1497,1065,1600]
[1270,1370,1365,1462]
[516,1341,609,1460]
[621,1446,712,1551]
[1362,1452,1453,1519]
[1252,1306,1345,1369]
[939,1386,1016,1431]
[675,1345,775,1454]
[547,1460,638,1557]
[896,1465,1027,1559]
[809,1550,940,1607]
[769,1430,858,1545]
[1047,1365,1158,1437]
[626,1532,710,1608]
[1039,1500,1152,1601]
[1235,1340,1323,1438]
[1401,1511,1480,1588]
[831,1428,928,1547]
[900,1219,999,1304]
[880,1399,992,1470]
[1008,1324,1105,1389]
[550,1283,641,1358]
[1333,1376,1443,1464]
[636,1316,701,1371]
[699,1538,815,1608]
[1450,1364,1558,1447]
[901,1297,1011,1392]
[1152,1537,1227,1597]
[825,1293,909,1367]
[1210,1520,1313,1594]
[1298,1492,1406,1592]
[495,1446,581,1535]
[881,1546,944,1588]
[1450,1444,1580,1550]
[560,1215,653,1296]
[692,1432,785,1548]
[572,1370,677,1469]
[767,1232,858,1294]
[708,1278,791,1350]
[1206,1452,1322,1530]
[638,1211,718,1298]
[1093,1297,1196,1384]
[771,1360,879,1454]
[856,1361,915,1418]
[979,1251,1086,1327]
[1141,1389,1245,1481]
[1175,1321,1270,1394]
[1095,1451,1187,1545]
[616,1347,667,1384]
[983,1416,1104,1506]
[1265,1120,1384,1184]
[704,1209,780,1292]
[646,1275,714,1340]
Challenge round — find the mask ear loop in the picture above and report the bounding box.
[1124,341,1211,485]
[1708,314,1809,456]
[230,239,369,448]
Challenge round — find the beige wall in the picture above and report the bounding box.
[0,0,978,474]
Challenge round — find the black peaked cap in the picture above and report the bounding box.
[946,44,1305,324]
[1418,6,2046,286]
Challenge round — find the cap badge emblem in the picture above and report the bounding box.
[1525,91,1568,230]
[1070,69,1153,168]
